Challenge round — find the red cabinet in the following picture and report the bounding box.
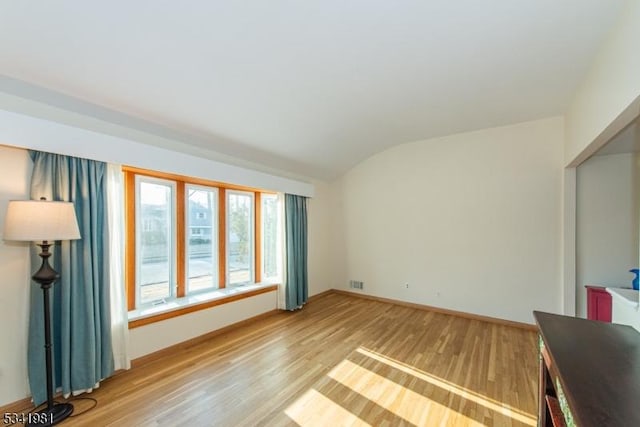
[585,285,612,322]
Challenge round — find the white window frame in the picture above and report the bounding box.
[226,190,255,286]
[261,193,281,283]
[135,175,177,307]
[185,184,219,294]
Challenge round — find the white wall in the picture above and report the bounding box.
[0,146,33,405]
[576,153,640,318]
[565,0,640,165]
[129,291,277,359]
[307,181,334,296]
[336,117,564,324]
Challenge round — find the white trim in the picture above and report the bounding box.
[562,167,576,316]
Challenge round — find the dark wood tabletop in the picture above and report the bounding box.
[534,311,640,427]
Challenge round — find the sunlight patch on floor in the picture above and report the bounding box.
[285,388,372,427]
[284,346,536,427]
[327,358,477,426]
[356,347,536,426]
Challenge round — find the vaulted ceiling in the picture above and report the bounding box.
[0,1,627,180]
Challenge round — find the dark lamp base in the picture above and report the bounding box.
[25,402,74,427]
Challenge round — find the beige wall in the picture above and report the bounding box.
[335,117,564,324]
[0,145,33,405]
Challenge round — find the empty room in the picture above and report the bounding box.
[1,1,640,426]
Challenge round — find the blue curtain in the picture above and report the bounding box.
[284,194,308,310]
[28,150,114,405]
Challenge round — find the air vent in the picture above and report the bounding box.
[349,280,364,290]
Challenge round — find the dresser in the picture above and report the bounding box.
[534,311,640,426]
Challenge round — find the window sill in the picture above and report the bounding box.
[128,283,279,329]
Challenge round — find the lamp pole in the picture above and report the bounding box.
[32,240,72,420]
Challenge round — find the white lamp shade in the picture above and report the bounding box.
[3,200,81,242]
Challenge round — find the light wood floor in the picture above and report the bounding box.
[53,292,537,426]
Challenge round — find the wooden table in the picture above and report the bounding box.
[534,311,640,427]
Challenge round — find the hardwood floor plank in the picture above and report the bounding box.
[21,292,537,426]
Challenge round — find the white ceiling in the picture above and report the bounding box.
[0,1,627,180]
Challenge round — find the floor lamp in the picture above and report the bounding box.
[3,199,81,427]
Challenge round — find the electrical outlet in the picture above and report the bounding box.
[405,283,409,289]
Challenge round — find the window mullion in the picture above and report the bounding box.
[218,188,226,288]
[255,192,262,284]
[176,181,186,298]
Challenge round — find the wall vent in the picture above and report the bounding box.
[349,280,364,290]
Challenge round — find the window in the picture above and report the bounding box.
[136,177,176,305]
[226,191,254,286]
[262,193,279,281]
[125,167,281,318]
[187,185,218,293]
